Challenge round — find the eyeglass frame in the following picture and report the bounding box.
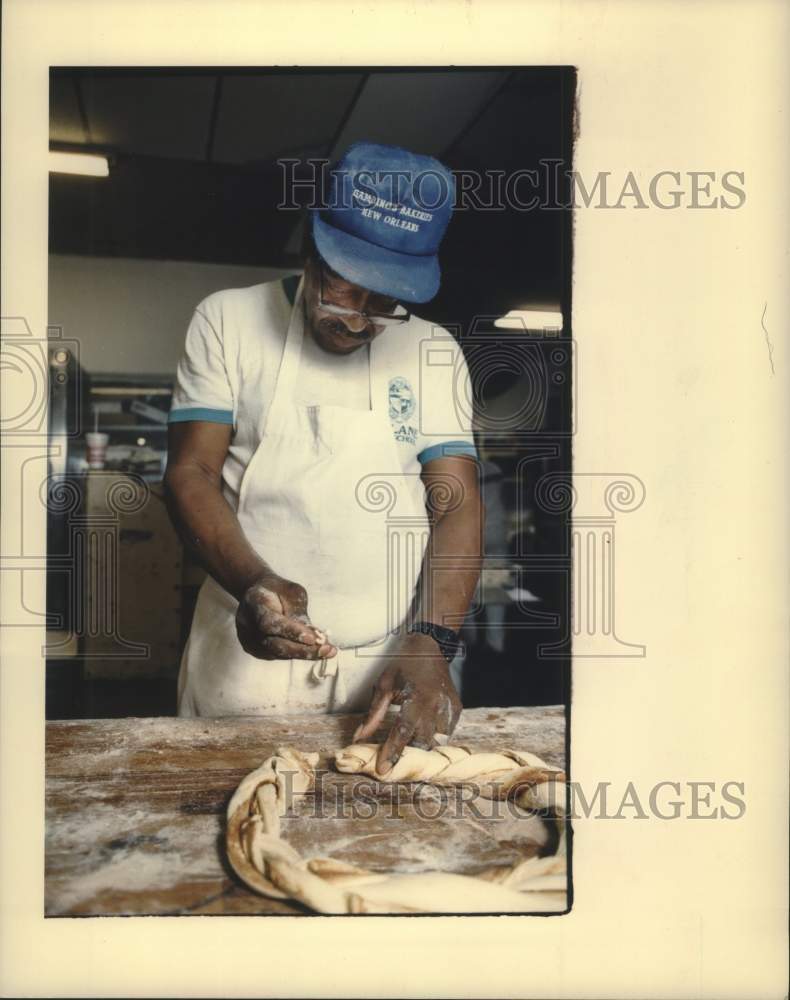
[315,262,411,327]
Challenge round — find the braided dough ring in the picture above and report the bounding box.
[225,744,568,914]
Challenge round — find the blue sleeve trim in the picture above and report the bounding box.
[168,406,234,425]
[417,440,478,465]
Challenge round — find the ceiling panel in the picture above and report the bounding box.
[50,74,87,145]
[329,71,507,161]
[455,90,562,167]
[79,73,216,159]
[212,73,365,164]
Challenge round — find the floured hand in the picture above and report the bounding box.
[352,631,462,776]
[236,573,337,660]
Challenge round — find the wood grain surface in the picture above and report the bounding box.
[45,706,567,916]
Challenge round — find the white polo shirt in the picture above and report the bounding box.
[169,275,477,509]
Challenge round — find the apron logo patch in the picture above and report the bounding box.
[388,376,416,423]
[393,424,417,445]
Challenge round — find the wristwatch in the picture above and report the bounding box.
[407,621,466,663]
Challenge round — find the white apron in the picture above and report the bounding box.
[177,278,429,716]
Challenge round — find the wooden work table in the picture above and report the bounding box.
[46,706,567,916]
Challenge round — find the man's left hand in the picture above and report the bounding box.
[352,631,462,776]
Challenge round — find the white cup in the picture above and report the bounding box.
[85,432,109,469]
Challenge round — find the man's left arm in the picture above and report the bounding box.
[414,454,484,631]
[353,455,484,774]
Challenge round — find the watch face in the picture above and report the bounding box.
[437,636,464,661]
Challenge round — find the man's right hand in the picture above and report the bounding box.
[235,574,338,660]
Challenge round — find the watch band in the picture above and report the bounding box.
[407,621,466,663]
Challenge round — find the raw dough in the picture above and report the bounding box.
[225,744,568,914]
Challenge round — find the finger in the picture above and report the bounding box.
[430,698,449,737]
[260,609,323,645]
[432,695,453,736]
[402,693,443,751]
[258,636,327,660]
[446,696,463,737]
[376,695,429,775]
[434,693,462,738]
[410,710,439,751]
[313,628,336,657]
[241,633,337,661]
[376,713,418,777]
[352,685,394,743]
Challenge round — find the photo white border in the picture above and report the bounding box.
[1,1,788,997]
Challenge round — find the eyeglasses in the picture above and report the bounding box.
[317,265,411,327]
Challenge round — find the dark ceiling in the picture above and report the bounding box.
[51,68,513,165]
[49,67,575,322]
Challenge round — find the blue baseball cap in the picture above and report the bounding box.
[310,142,455,304]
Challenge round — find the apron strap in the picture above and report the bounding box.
[263,276,307,433]
[269,273,383,426]
[309,657,348,708]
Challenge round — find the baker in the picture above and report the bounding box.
[165,142,483,775]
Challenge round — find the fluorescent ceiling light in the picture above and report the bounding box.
[494,309,564,331]
[49,150,109,177]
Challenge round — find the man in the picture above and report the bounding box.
[165,142,483,775]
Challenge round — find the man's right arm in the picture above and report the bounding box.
[164,421,336,660]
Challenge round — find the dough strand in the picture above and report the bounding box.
[225,743,568,914]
